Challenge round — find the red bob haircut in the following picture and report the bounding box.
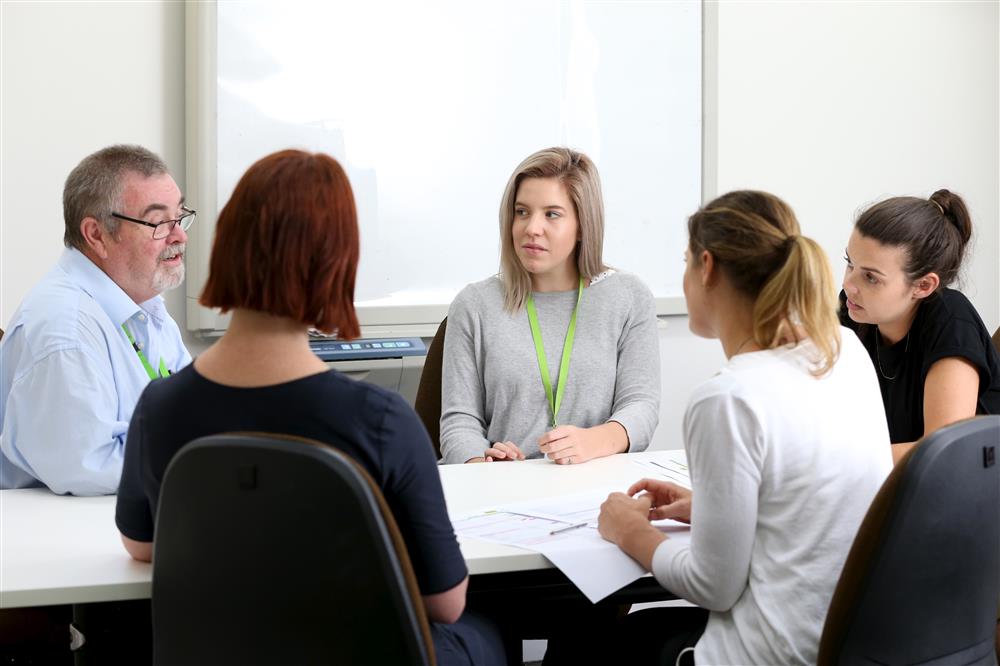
[200,149,361,339]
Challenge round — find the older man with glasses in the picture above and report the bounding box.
[0,144,193,495]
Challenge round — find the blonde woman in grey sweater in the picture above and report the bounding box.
[440,147,661,465]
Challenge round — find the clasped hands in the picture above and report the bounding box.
[597,478,692,549]
[468,423,624,464]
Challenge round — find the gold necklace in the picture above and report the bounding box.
[874,332,909,381]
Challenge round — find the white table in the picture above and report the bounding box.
[0,491,151,608]
[0,451,674,608]
[441,451,670,575]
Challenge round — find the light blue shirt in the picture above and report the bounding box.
[0,248,191,495]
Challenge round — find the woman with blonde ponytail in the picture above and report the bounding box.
[596,191,892,665]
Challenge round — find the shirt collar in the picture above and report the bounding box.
[140,294,168,324]
[58,248,151,327]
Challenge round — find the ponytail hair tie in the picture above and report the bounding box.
[929,198,945,215]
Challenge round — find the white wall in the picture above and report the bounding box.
[2,1,997,452]
[710,1,999,333]
[1,0,188,343]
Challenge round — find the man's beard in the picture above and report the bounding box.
[152,244,186,293]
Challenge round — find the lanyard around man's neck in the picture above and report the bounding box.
[121,323,170,381]
[525,277,584,427]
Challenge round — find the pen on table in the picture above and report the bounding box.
[549,521,589,535]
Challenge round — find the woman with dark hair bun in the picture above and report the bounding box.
[114,149,504,664]
[841,189,1000,462]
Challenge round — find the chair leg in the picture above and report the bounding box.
[994,620,999,661]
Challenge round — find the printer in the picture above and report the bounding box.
[310,337,428,405]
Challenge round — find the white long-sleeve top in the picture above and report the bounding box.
[652,330,892,665]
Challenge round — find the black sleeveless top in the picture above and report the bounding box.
[840,288,1000,443]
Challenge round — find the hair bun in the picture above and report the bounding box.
[929,189,972,245]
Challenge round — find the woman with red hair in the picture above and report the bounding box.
[115,149,503,664]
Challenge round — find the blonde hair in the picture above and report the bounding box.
[498,147,608,312]
[688,191,841,376]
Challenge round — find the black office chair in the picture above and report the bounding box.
[992,325,999,355]
[818,416,1000,665]
[151,433,435,665]
[413,317,447,459]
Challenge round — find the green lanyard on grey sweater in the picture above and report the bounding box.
[122,323,171,380]
[525,278,584,427]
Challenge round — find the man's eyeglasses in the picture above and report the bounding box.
[111,206,196,240]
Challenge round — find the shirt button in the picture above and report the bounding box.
[136,342,144,350]
[138,313,147,322]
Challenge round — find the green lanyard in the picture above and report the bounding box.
[121,323,170,381]
[525,278,584,427]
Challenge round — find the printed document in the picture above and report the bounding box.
[452,487,690,602]
[631,449,691,488]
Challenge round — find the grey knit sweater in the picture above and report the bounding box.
[439,271,661,464]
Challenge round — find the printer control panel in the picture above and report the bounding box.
[309,337,428,405]
[309,337,426,361]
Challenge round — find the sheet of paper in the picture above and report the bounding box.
[451,511,578,548]
[452,488,691,603]
[632,450,691,488]
[500,487,621,528]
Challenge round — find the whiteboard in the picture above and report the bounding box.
[185,0,701,332]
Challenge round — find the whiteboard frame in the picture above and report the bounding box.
[184,1,706,334]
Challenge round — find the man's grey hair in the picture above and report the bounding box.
[63,145,169,250]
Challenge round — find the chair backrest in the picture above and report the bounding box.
[413,317,448,459]
[818,416,1000,666]
[151,433,434,666]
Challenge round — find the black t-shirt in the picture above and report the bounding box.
[115,365,467,595]
[840,287,1000,443]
